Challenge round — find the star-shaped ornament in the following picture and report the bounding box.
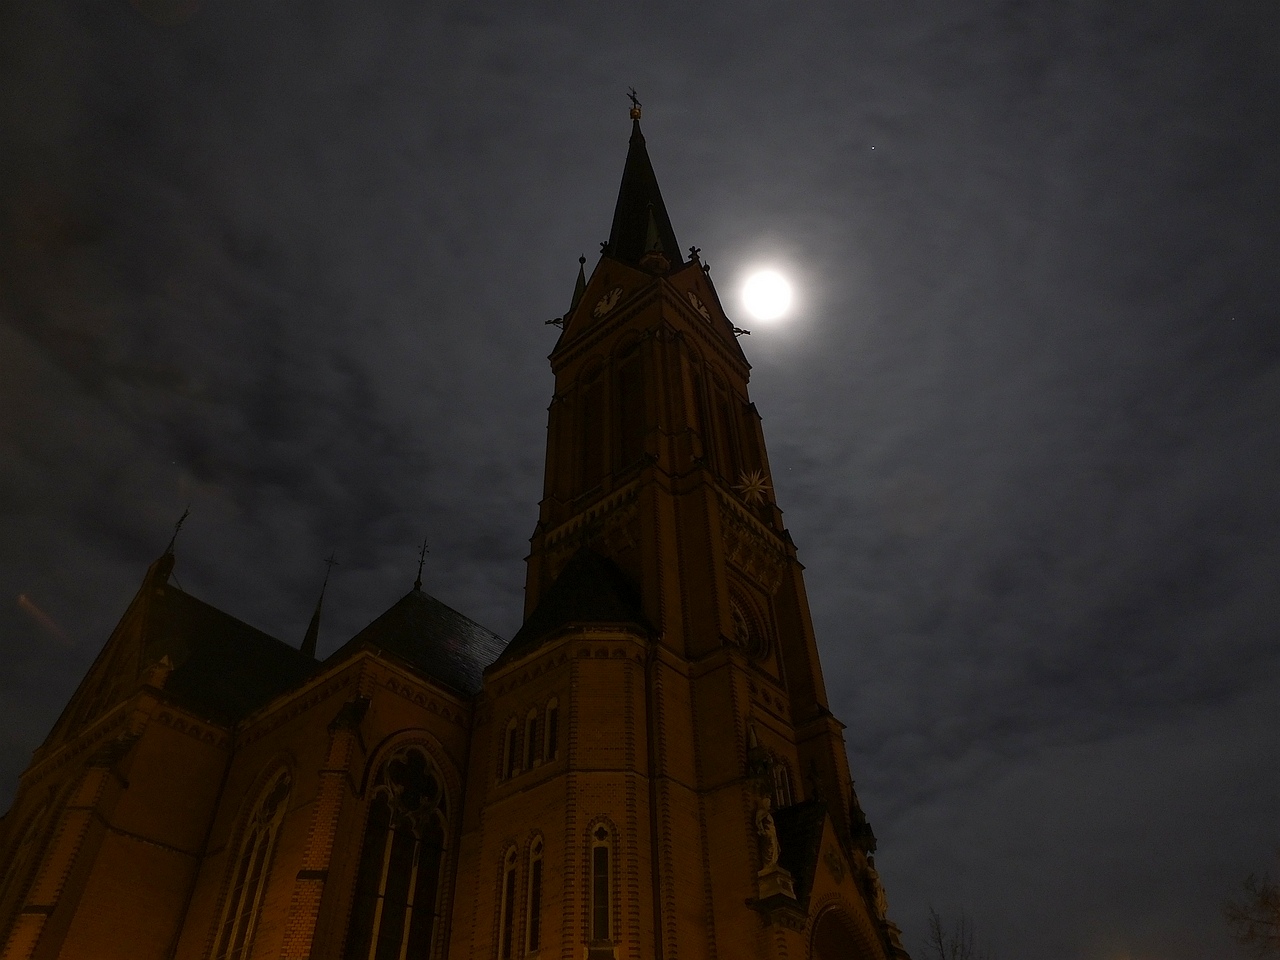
[734,469,772,505]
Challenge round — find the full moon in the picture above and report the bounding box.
[742,270,793,322]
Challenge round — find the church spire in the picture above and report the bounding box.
[149,507,189,585]
[300,552,337,659]
[413,537,429,592]
[603,95,681,268]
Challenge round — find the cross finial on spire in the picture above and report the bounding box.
[414,537,429,591]
[165,507,190,555]
[627,87,642,120]
[322,551,339,582]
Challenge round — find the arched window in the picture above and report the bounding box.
[503,719,521,780]
[524,708,541,770]
[773,761,793,808]
[525,836,544,954]
[212,768,292,960]
[589,824,613,943]
[543,699,559,761]
[344,746,447,960]
[727,593,769,661]
[0,790,65,943]
[498,846,518,960]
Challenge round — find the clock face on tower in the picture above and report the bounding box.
[686,290,711,320]
[593,285,623,318]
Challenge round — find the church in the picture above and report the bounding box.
[0,106,910,960]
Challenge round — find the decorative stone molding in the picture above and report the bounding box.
[238,672,360,746]
[379,676,468,727]
[717,492,789,594]
[539,481,642,574]
[823,845,846,884]
[153,710,229,748]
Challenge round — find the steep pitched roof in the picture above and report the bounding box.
[148,587,318,725]
[495,549,651,668]
[603,120,682,267]
[325,588,507,696]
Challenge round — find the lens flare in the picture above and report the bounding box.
[742,270,793,322]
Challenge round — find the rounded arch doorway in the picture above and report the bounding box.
[810,904,878,960]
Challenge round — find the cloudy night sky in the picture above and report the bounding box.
[2,1,1277,957]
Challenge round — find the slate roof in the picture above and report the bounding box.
[325,588,508,696]
[603,120,682,267]
[494,549,651,668]
[146,587,318,726]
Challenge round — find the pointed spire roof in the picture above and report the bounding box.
[604,119,681,268]
[570,255,587,311]
[300,599,323,659]
[494,548,652,668]
[301,553,338,659]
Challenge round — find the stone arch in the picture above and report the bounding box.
[343,738,454,960]
[612,329,646,358]
[727,585,771,661]
[809,899,881,960]
[207,763,294,960]
[360,728,460,809]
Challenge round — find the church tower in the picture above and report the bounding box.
[0,106,908,960]
[448,107,908,960]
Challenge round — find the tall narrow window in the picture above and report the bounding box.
[524,708,541,769]
[499,847,518,960]
[504,720,521,780]
[590,825,612,943]
[739,401,764,476]
[525,837,544,953]
[580,375,605,492]
[616,348,645,469]
[773,762,793,808]
[689,370,706,439]
[544,699,559,761]
[212,769,292,960]
[712,381,739,480]
[344,746,447,960]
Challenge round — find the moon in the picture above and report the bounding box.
[742,270,793,322]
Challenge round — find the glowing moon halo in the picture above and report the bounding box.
[742,270,793,322]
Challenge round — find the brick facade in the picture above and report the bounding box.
[0,116,909,960]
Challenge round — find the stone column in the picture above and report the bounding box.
[277,696,368,960]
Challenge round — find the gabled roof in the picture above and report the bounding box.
[603,120,682,267]
[148,587,318,726]
[495,549,651,668]
[325,588,507,696]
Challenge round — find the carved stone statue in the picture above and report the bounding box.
[866,860,889,921]
[755,799,780,872]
